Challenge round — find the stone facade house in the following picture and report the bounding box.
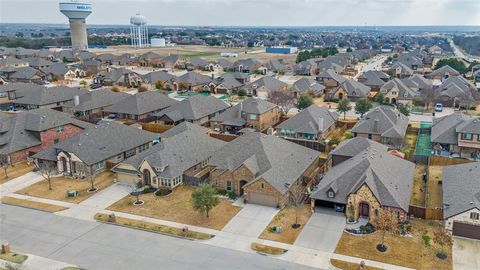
[442,162,480,239]
[378,78,417,105]
[244,76,287,98]
[209,132,320,207]
[312,139,414,222]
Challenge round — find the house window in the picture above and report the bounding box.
[478,135,480,142]
[368,134,372,139]
[249,114,257,120]
[261,183,264,189]
[470,212,480,220]
[375,209,379,217]
[53,139,59,144]
[328,191,334,198]
[462,133,473,140]
[95,161,105,171]
[125,149,136,158]
[152,177,157,185]
[226,181,232,191]
[56,126,64,133]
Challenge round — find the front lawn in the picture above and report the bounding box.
[410,164,427,206]
[334,219,452,270]
[330,259,384,270]
[107,185,241,230]
[0,251,28,264]
[1,196,67,212]
[428,166,443,209]
[16,171,114,203]
[259,204,312,244]
[0,162,34,184]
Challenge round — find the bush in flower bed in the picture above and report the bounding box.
[154,187,172,197]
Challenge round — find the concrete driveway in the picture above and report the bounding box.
[294,207,345,252]
[453,237,480,270]
[222,203,278,238]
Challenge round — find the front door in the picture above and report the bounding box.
[143,169,151,186]
[360,202,369,217]
[239,180,248,196]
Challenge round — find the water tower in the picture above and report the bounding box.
[59,1,92,51]
[130,14,149,48]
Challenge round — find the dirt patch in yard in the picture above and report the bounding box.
[428,166,443,209]
[410,164,427,206]
[16,171,114,203]
[334,219,452,270]
[0,162,34,184]
[107,185,241,230]
[259,204,312,244]
[1,196,68,212]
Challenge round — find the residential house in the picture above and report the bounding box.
[351,107,409,148]
[8,66,46,84]
[0,82,44,109]
[138,52,163,67]
[431,112,480,160]
[428,65,460,82]
[63,89,130,117]
[326,79,370,101]
[389,62,414,78]
[223,72,250,85]
[442,162,480,239]
[113,122,225,187]
[276,105,339,141]
[293,60,317,76]
[0,108,91,164]
[244,76,287,98]
[289,78,325,98]
[173,71,212,91]
[266,59,288,74]
[103,91,177,121]
[154,95,229,126]
[316,70,346,89]
[378,78,418,105]
[233,58,264,73]
[312,139,414,222]
[207,76,244,94]
[142,70,176,90]
[33,121,157,177]
[13,86,87,111]
[93,67,145,87]
[211,97,280,133]
[0,57,29,69]
[435,76,479,107]
[357,70,390,92]
[41,63,77,81]
[328,137,388,167]
[210,132,320,207]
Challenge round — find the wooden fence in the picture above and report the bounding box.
[428,155,474,166]
[141,123,174,134]
[408,205,443,220]
[209,133,238,142]
[284,137,326,152]
[336,119,358,129]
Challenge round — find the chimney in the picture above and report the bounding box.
[373,118,379,133]
[74,95,80,106]
[211,73,214,80]
[318,117,324,131]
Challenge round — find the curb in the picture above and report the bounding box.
[1,201,67,213]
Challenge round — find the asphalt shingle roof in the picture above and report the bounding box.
[443,162,480,219]
[153,95,229,122]
[103,91,177,116]
[352,107,408,139]
[277,105,338,134]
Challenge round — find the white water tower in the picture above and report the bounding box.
[59,0,92,50]
[130,14,149,48]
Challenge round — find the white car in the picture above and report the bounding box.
[435,103,443,112]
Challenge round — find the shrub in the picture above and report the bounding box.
[227,191,237,200]
[111,86,120,92]
[422,232,431,247]
[237,89,247,97]
[138,85,148,92]
[216,189,228,196]
[143,186,155,193]
[154,187,172,196]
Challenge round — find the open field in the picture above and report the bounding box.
[0,162,34,184]
[335,219,452,270]
[427,166,443,209]
[107,185,241,230]
[410,164,427,206]
[16,171,114,203]
[259,204,312,244]
[94,213,212,240]
[1,196,68,212]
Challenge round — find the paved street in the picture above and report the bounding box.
[294,208,345,252]
[0,204,320,270]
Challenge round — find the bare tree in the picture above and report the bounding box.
[421,86,436,111]
[268,90,295,112]
[130,181,143,205]
[433,226,453,259]
[286,183,306,229]
[35,161,58,190]
[373,209,398,252]
[84,165,98,192]
[0,154,11,179]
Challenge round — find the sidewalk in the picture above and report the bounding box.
[0,172,43,197]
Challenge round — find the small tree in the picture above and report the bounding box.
[297,94,313,109]
[374,209,398,252]
[433,227,453,259]
[177,82,189,90]
[130,181,143,205]
[79,80,87,88]
[374,93,386,105]
[155,80,164,90]
[237,89,247,97]
[286,183,305,229]
[422,86,435,110]
[355,97,373,117]
[138,85,148,92]
[192,183,219,218]
[269,90,294,111]
[337,98,352,120]
[35,161,57,190]
[397,103,410,116]
[0,154,11,179]
[84,165,98,192]
[111,86,120,92]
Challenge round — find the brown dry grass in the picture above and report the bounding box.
[251,242,288,255]
[313,97,339,109]
[107,185,241,230]
[410,164,427,206]
[428,166,443,209]
[0,162,34,184]
[94,213,212,240]
[16,171,114,203]
[259,204,312,244]
[334,219,452,270]
[1,196,67,212]
[330,259,384,270]
[404,133,417,155]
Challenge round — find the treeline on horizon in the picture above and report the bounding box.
[296,47,339,63]
[453,36,480,57]
[0,36,130,49]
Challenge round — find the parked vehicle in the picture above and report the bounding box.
[435,103,443,112]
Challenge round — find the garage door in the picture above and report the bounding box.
[453,222,480,240]
[248,192,277,207]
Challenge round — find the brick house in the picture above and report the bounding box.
[0,108,91,164]
[209,132,320,208]
[442,162,480,239]
[312,137,414,222]
[210,97,280,134]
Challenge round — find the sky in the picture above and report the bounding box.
[0,0,479,26]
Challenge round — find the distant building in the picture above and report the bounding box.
[220,53,238,58]
[265,47,298,54]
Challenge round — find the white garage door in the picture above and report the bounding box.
[248,192,277,207]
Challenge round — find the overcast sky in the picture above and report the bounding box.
[0,0,479,26]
